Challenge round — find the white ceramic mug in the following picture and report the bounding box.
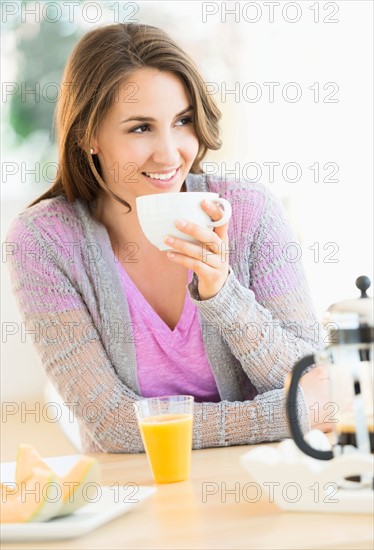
[136,192,232,251]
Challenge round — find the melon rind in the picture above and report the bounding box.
[1,468,63,523]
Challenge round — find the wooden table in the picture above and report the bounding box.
[2,444,373,549]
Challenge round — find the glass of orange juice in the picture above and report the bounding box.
[134,395,194,484]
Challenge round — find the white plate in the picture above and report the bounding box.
[240,436,374,514]
[0,455,156,541]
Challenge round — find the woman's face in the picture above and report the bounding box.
[92,68,199,205]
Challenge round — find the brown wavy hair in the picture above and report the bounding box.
[29,23,222,210]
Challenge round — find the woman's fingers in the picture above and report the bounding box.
[164,235,222,267]
[166,249,215,276]
[201,199,224,221]
[201,200,229,242]
[165,200,231,300]
[174,217,221,251]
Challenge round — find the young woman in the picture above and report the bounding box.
[7,23,329,452]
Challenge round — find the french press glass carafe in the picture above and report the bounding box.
[287,276,373,461]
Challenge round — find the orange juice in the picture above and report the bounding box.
[139,413,193,483]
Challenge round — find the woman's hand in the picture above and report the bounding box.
[164,200,230,300]
[299,365,334,433]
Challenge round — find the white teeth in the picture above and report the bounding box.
[144,169,177,180]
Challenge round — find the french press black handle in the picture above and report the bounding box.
[287,354,333,461]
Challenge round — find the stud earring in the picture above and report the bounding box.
[90,148,94,155]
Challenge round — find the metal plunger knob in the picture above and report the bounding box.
[355,276,371,298]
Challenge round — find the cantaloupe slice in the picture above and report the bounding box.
[1,467,63,523]
[58,456,101,516]
[0,445,101,523]
[14,444,100,517]
[15,444,48,485]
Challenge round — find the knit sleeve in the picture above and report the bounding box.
[188,184,323,395]
[192,388,310,449]
[6,213,146,453]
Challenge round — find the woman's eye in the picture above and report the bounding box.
[131,124,149,134]
[176,116,193,126]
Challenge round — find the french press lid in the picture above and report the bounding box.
[323,276,374,346]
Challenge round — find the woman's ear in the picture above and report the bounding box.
[89,139,99,155]
[78,134,99,155]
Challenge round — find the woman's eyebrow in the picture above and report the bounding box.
[120,105,193,124]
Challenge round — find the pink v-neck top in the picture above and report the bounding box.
[118,265,221,403]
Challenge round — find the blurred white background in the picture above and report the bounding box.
[1,1,373,402]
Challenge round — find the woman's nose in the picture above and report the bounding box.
[151,132,180,166]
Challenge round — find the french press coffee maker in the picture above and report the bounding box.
[287,276,373,461]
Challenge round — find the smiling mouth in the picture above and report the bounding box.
[142,167,179,182]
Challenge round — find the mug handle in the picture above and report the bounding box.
[287,354,333,461]
[207,198,232,227]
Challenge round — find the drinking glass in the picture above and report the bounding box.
[134,395,194,483]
